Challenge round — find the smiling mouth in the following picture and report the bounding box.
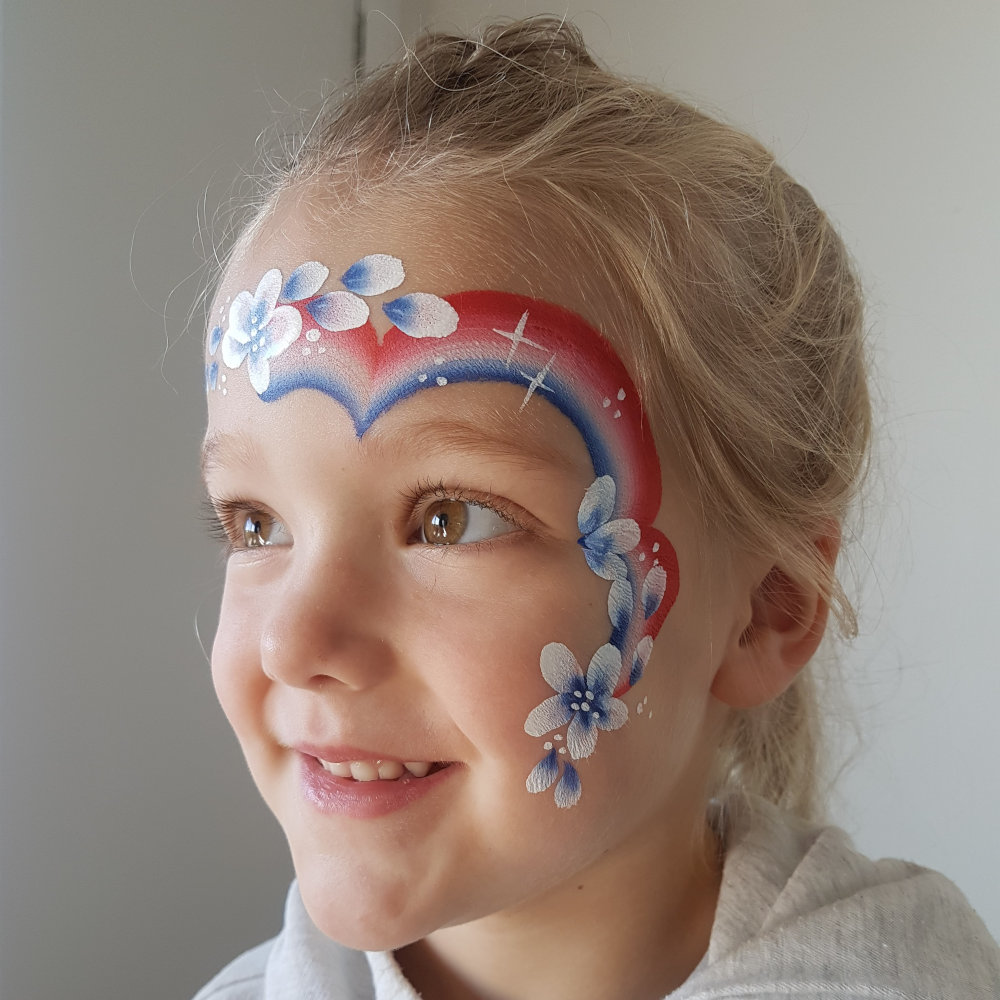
[315,758,448,782]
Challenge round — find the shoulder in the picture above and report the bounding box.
[680,797,1000,999]
[191,939,272,1000]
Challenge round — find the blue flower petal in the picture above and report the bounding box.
[280,261,329,302]
[526,749,560,793]
[554,762,581,808]
[383,293,459,339]
[208,325,223,355]
[204,361,218,391]
[642,564,668,618]
[341,254,404,296]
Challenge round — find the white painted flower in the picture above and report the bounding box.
[524,642,629,761]
[222,268,302,393]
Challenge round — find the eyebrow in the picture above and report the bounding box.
[200,430,263,483]
[367,415,583,476]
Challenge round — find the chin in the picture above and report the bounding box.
[293,856,450,952]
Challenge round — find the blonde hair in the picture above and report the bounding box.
[233,17,871,820]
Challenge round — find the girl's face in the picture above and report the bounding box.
[203,201,747,950]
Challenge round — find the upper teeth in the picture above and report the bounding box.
[318,759,433,781]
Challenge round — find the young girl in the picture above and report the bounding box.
[195,17,999,1000]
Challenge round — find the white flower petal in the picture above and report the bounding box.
[642,564,668,618]
[383,293,459,338]
[524,696,571,737]
[228,291,253,340]
[280,261,329,302]
[608,577,632,632]
[221,329,249,369]
[566,713,598,760]
[577,475,616,535]
[595,518,640,555]
[630,636,654,684]
[307,291,370,332]
[554,763,582,808]
[525,750,559,793]
[586,643,623,695]
[255,268,283,309]
[246,353,271,394]
[341,254,405,296]
[539,642,582,692]
[262,306,302,358]
[596,697,629,732]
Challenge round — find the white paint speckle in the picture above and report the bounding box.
[639,552,646,562]
[558,747,567,755]
[220,374,227,383]
[637,703,643,714]
[306,328,321,342]
[318,346,326,354]
[648,711,654,720]
[434,355,445,365]
[301,347,311,356]
[418,373,428,382]
[554,734,563,741]
[543,741,553,751]
[652,542,660,553]
[436,376,448,387]
[613,409,621,419]
[603,397,611,408]
[617,388,626,401]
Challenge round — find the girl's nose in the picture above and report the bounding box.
[258,548,397,691]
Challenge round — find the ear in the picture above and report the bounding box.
[710,528,840,710]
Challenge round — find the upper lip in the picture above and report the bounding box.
[291,742,446,764]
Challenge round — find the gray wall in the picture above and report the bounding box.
[0,3,353,997]
[1,3,996,998]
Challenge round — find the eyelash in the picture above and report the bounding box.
[202,482,528,553]
[401,478,526,545]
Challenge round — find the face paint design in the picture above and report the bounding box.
[207,257,679,808]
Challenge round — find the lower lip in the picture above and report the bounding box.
[297,753,457,818]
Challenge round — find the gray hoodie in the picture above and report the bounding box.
[193,799,1000,999]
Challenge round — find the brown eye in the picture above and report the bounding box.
[242,513,274,547]
[422,499,469,545]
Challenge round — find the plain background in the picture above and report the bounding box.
[0,2,996,998]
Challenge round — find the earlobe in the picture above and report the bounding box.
[710,530,839,710]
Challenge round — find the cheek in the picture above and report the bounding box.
[412,550,611,757]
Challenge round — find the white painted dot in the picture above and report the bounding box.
[602,397,611,408]
[613,409,621,419]
[434,355,445,365]
[653,558,660,566]
[570,702,580,711]
[221,388,227,396]
[593,710,600,718]
[639,552,646,561]
[435,376,448,387]
[648,711,654,720]
[306,328,321,342]
[543,741,553,751]
[301,347,311,356]
[617,388,626,401]
[220,374,227,383]
[558,747,567,755]
[585,691,594,699]
[418,373,428,382]
[573,690,582,698]
[554,734,563,742]
[318,346,326,354]
[580,703,590,712]
[637,704,643,714]
[652,542,660,553]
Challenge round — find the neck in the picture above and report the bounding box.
[396,799,722,1000]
